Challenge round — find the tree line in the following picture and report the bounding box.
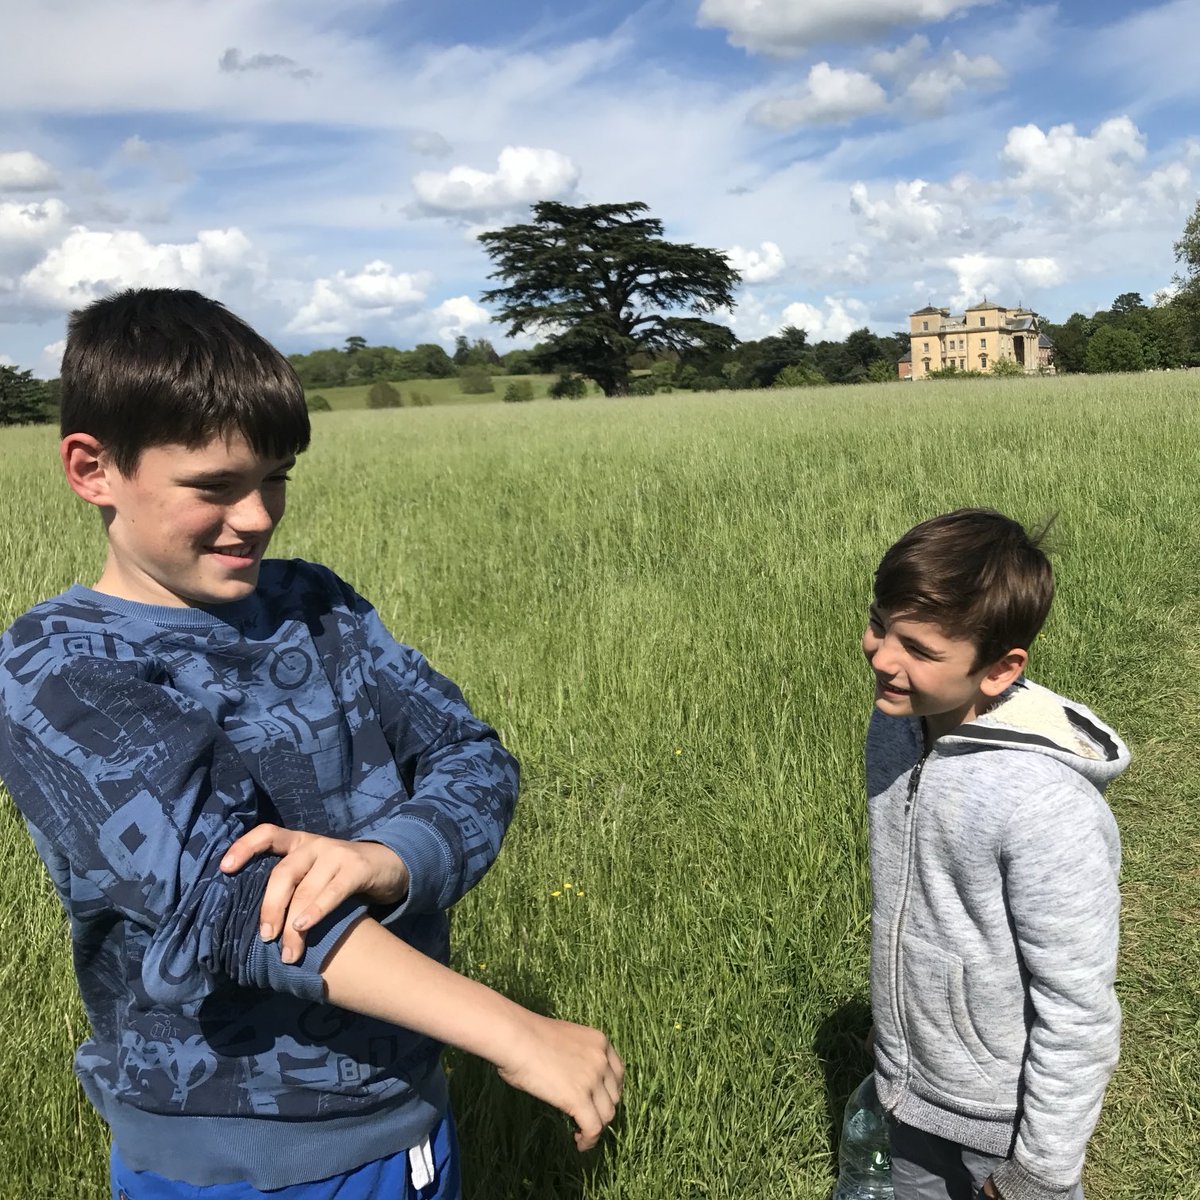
[4,197,1200,425]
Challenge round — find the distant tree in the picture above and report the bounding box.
[1173,200,1200,298]
[649,360,676,392]
[729,325,810,388]
[409,391,433,407]
[1042,314,1091,374]
[500,348,536,375]
[990,357,1024,377]
[344,335,368,354]
[1086,325,1145,373]
[548,374,588,399]
[772,363,826,388]
[367,380,403,408]
[409,344,456,378]
[479,200,739,396]
[503,380,535,403]
[306,393,332,412]
[1110,292,1146,317]
[0,365,53,426]
[458,365,494,394]
[867,359,900,383]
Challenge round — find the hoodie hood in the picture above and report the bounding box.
[936,677,1129,791]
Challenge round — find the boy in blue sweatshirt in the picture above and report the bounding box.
[0,288,623,1199]
[861,510,1126,1200]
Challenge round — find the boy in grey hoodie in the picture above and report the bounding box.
[862,509,1127,1200]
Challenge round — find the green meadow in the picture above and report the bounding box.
[307,372,564,409]
[1,374,1197,1198]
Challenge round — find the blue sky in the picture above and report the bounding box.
[2,0,1198,374]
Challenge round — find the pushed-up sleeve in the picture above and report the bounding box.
[0,646,365,1007]
[993,783,1122,1200]
[347,598,519,919]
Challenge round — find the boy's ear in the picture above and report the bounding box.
[979,647,1028,697]
[61,433,119,507]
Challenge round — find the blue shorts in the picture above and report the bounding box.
[110,1110,460,1200]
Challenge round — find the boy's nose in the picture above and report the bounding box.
[868,639,899,674]
[229,489,276,532]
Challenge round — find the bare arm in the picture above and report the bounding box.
[321,916,624,1151]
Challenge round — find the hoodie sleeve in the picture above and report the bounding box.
[992,782,1122,1200]
[342,595,519,920]
[0,648,365,1007]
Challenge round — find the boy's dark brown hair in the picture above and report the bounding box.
[60,288,310,476]
[874,508,1055,669]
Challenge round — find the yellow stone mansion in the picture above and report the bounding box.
[904,301,1053,380]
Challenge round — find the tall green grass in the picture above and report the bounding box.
[1,374,1196,1197]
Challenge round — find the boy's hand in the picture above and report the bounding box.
[495,1013,625,1151]
[220,826,409,963]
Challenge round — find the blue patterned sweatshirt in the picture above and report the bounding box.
[0,559,519,1189]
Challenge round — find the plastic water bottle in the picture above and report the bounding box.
[832,1073,894,1199]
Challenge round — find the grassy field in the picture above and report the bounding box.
[306,372,568,409]
[1,374,1197,1198]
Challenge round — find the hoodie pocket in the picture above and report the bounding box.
[900,934,998,1098]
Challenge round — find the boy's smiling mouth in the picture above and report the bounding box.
[208,542,259,563]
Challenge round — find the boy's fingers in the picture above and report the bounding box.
[220,823,293,872]
[277,869,345,960]
[573,1107,603,1152]
[602,1066,622,1110]
[608,1045,625,1090]
[259,849,321,941]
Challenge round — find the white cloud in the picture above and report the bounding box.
[0,151,60,192]
[0,199,69,273]
[1001,117,1145,220]
[752,64,887,128]
[288,260,430,335]
[780,295,869,341]
[945,254,1063,310]
[870,34,933,77]
[432,295,491,341]
[412,145,580,215]
[850,178,948,243]
[697,0,997,56]
[42,339,66,375]
[868,35,1005,116]
[118,135,154,164]
[900,50,1004,115]
[724,240,786,283]
[19,226,260,312]
[1016,257,1063,288]
[0,353,15,367]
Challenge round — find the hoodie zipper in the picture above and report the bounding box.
[891,741,931,1086]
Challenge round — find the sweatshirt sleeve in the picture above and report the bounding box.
[993,783,1122,1200]
[345,596,519,919]
[0,647,365,1007]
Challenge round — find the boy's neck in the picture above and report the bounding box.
[924,695,988,744]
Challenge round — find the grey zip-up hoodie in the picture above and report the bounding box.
[867,678,1128,1200]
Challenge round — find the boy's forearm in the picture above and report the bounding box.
[319,914,530,1063]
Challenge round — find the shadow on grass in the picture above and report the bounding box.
[813,996,874,1164]
[449,974,622,1200]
